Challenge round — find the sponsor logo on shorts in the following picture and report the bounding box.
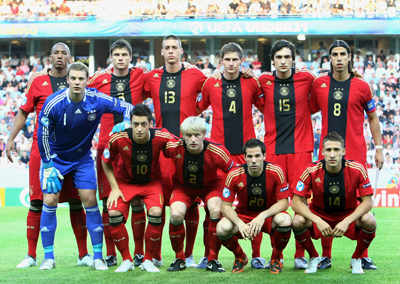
[222,187,230,198]
[296,181,304,192]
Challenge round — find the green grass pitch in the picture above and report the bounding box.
[0,207,399,284]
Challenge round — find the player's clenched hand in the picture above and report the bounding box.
[211,69,222,80]
[315,219,333,237]
[107,188,125,209]
[241,68,255,78]
[41,161,64,194]
[248,215,265,239]
[332,219,350,237]
[237,222,251,239]
[5,139,15,163]
[375,149,384,170]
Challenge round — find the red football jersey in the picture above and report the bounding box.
[310,74,376,164]
[102,128,174,184]
[259,70,315,155]
[143,66,206,136]
[294,160,373,221]
[164,139,234,188]
[88,67,144,147]
[19,72,68,141]
[197,75,263,155]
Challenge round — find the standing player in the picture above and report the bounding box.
[6,43,90,268]
[217,138,291,274]
[197,42,266,269]
[36,62,132,270]
[88,39,144,267]
[258,40,315,269]
[310,40,383,269]
[102,104,174,273]
[165,116,234,272]
[292,132,376,274]
[142,35,207,267]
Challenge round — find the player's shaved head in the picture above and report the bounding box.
[180,116,207,135]
[51,42,71,56]
[162,34,182,49]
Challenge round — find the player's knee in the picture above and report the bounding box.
[68,199,83,211]
[148,214,162,226]
[79,192,97,207]
[43,194,58,206]
[148,206,162,217]
[29,199,43,213]
[274,213,292,227]
[109,214,125,227]
[208,207,221,220]
[170,213,184,226]
[216,218,233,238]
[359,213,376,231]
[292,214,307,231]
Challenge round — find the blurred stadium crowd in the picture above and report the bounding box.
[0,48,398,170]
[1,0,400,20]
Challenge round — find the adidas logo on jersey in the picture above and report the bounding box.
[42,81,48,86]
[214,82,220,87]
[321,83,327,88]
[153,73,159,78]
[315,177,321,183]
[102,79,108,84]
[123,146,129,151]
[266,81,272,85]
[75,109,82,114]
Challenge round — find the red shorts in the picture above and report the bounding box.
[266,151,312,193]
[310,209,357,240]
[29,142,79,202]
[169,183,222,208]
[159,152,175,205]
[109,180,164,219]
[97,146,111,200]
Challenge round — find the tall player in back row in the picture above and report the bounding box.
[310,40,383,270]
[258,40,315,269]
[88,39,145,267]
[141,35,208,267]
[197,42,266,269]
[6,43,90,269]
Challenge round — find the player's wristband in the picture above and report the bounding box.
[375,145,383,150]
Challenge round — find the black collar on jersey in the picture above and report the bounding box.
[273,68,295,82]
[243,161,268,178]
[222,72,242,83]
[182,139,209,155]
[163,64,184,76]
[126,128,155,145]
[328,72,354,82]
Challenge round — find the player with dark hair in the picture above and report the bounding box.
[197,42,266,269]
[217,138,291,274]
[258,39,315,269]
[102,104,175,273]
[140,35,208,267]
[310,39,383,270]
[292,132,376,274]
[36,62,133,270]
[88,38,144,267]
[6,43,90,269]
[165,116,234,272]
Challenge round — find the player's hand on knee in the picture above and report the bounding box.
[107,188,125,209]
[332,220,349,237]
[316,219,333,237]
[41,161,64,194]
[111,120,130,134]
[238,222,250,239]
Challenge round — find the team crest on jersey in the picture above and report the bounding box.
[296,181,304,192]
[188,162,199,173]
[103,148,110,159]
[328,184,340,194]
[251,185,262,196]
[87,110,97,121]
[137,152,148,162]
[116,82,126,92]
[333,89,343,100]
[58,84,67,90]
[223,188,231,198]
[167,78,176,89]
[279,86,289,96]
[226,88,236,98]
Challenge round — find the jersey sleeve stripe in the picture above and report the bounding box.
[208,144,230,163]
[166,141,181,149]
[346,161,368,179]
[42,92,66,115]
[266,164,285,183]
[109,133,129,144]
[225,168,244,187]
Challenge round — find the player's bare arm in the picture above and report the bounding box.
[221,200,250,239]
[292,194,333,237]
[367,111,384,169]
[6,109,29,162]
[101,159,126,208]
[332,195,373,238]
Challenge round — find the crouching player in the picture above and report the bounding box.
[291,132,376,274]
[216,138,292,274]
[165,116,234,272]
[102,104,175,272]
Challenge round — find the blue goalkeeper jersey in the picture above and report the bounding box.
[37,87,132,163]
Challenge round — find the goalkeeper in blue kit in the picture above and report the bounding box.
[37,62,133,270]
